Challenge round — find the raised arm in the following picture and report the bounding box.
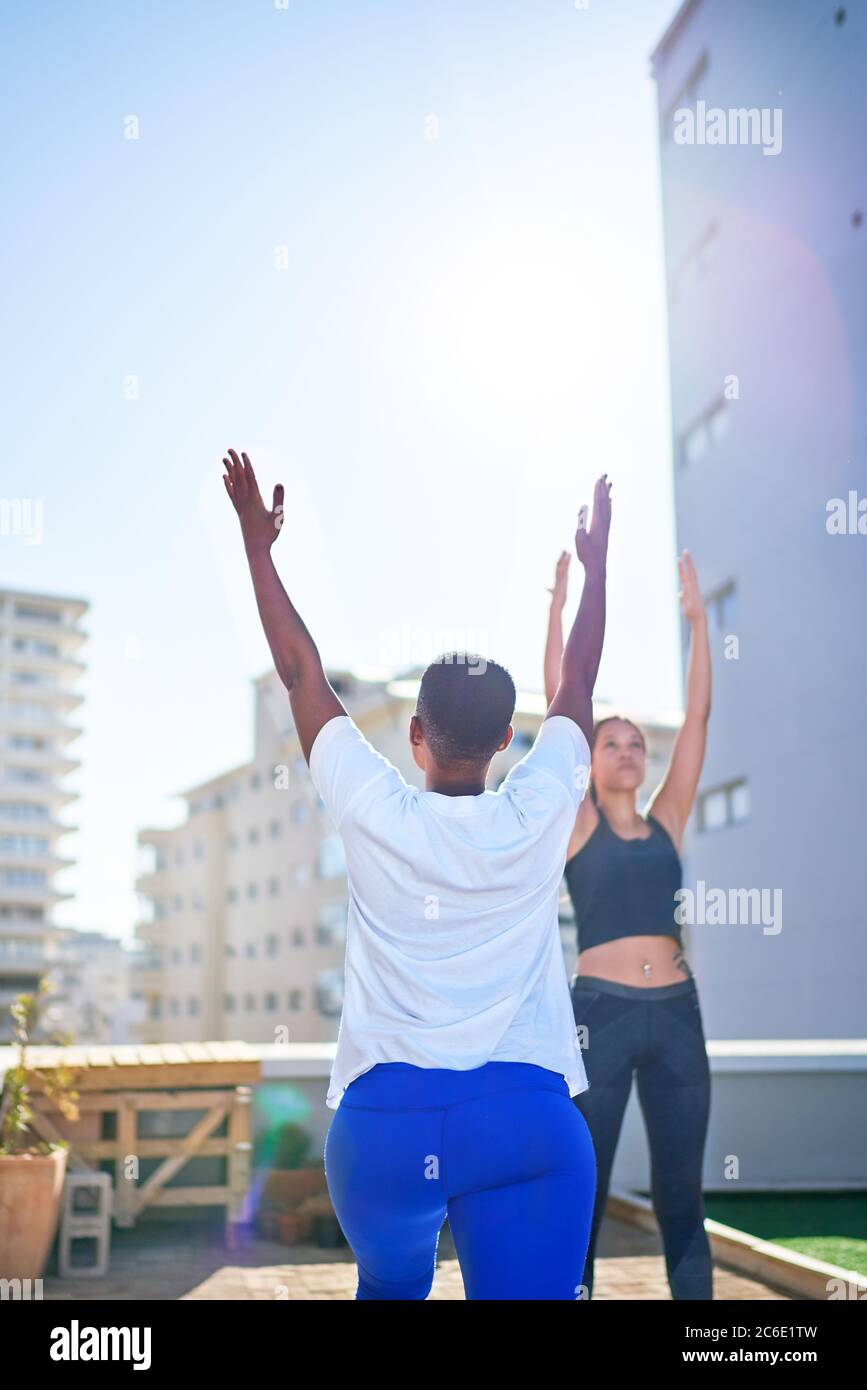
[646,550,711,849]
[222,448,346,762]
[545,475,612,746]
[543,550,570,707]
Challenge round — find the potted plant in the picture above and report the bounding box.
[0,985,80,1280]
[255,1121,327,1207]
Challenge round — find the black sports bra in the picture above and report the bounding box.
[563,803,683,953]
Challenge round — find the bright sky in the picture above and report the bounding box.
[3,0,682,939]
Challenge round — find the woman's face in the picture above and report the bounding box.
[591,719,646,794]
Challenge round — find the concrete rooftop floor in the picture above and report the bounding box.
[41,1213,796,1301]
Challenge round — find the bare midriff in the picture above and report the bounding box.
[576,934,693,987]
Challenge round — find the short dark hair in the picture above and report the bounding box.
[416,653,516,766]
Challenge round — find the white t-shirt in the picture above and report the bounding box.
[308,712,592,1109]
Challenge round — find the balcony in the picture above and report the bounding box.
[0,943,53,972]
[2,646,86,682]
[2,747,80,778]
[0,671,84,713]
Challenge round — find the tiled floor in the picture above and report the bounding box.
[42,1214,795,1301]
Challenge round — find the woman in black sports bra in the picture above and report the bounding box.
[544,547,713,1300]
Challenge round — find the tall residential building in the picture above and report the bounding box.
[652,0,867,1036]
[134,667,677,1046]
[0,588,87,1041]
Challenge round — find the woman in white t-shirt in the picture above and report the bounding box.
[222,448,612,1300]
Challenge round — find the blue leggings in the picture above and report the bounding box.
[324,1060,597,1300]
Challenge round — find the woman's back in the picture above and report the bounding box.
[309,711,595,1108]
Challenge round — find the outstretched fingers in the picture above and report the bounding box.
[592,473,612,531]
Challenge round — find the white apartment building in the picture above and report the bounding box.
[652,0,867,1037]
[0,588,87,1042]
[134,666,676,1046]
[49,927,144,1044]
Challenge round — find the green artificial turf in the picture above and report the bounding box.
[636,1191,867,1278]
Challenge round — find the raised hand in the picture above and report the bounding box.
[677,549,704,623]
[222,448,285,555]
[574,474,612,575]
[547,550,571,611]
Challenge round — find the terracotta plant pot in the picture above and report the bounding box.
[275,1212,303,1245]
[0,1148,68,1280]
[256,1211,279,1241]
[260,1167,327,1210]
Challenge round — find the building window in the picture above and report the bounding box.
[698,779,750,832]
[224,993,236,1012]
[247,882,258,900]
[226,887,238,905]
[679,397,729,469]
[291,864,310,887]
[14,602,62,623]
[288,990,303,1011]
[0,801,49,822]
[227,833,238,851]
[317,902,347,947]
[291,927,305,947]
[248,827,259,845]
[250,772,261,791]
[265,992,278,1012]
[244,993,256,1011]
[13,636,59,658]
[269,820,281,839]
[171,947,182,964]
[245,942,257,959]
[193,841,204,860]
[705,581,738,632]
[315,971,344,1017]
[0,834,50,856]
[188,997,199,1016]
[266,933,279,957]
[149,996,162,1019]
[168,997,179,1017]
[190,944,201,963]
[317,834,346,879]
[6,768,47,785]
[268,877,280,897]
[2,868,47,888]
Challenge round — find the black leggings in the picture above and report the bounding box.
[571,974,713,1300]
